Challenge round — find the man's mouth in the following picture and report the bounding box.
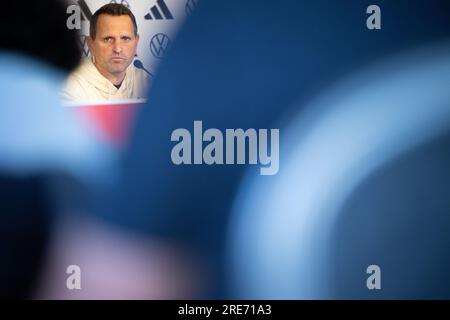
[111,57,125,62]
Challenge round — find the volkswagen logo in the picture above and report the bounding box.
[109,0,130,9]
[150,33,171,59]
[185,0,199,17]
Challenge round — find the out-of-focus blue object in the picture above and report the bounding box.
[228,43,450,299]
[96,0,450,298]
[0,53,112,183]
[0,53,114,298]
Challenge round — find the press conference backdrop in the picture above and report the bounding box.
[69,0,197,76]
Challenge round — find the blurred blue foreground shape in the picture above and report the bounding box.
[229,43,450,299]
[96,0,450,299]
[0,53,111,298]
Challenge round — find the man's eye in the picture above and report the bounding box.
[122,37,131,41]
[103,37,113,43]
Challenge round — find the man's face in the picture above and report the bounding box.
[88,14,139,77]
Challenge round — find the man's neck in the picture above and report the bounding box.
[93,61,126,86]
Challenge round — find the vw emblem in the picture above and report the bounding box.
[185,0,199,16]
[150,33,171,59]
[79,36,90,57]
[109,0,130,8]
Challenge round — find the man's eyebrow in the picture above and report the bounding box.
[101,34,133,38]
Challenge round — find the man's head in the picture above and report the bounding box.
[88,4,139,82]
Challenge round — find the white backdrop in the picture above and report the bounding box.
[71,0,197,76]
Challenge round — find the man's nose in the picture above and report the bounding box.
[113,42,122,54]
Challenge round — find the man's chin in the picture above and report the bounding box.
[108,65,128,75]
[108,59,130,70]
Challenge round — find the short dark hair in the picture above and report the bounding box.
[90,3,138,40]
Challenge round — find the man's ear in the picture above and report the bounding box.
[87,36,94,53]
[134,34,140,57]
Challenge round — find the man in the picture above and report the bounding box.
[61,4,149,101]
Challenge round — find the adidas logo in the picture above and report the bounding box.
[145,0,174,20]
